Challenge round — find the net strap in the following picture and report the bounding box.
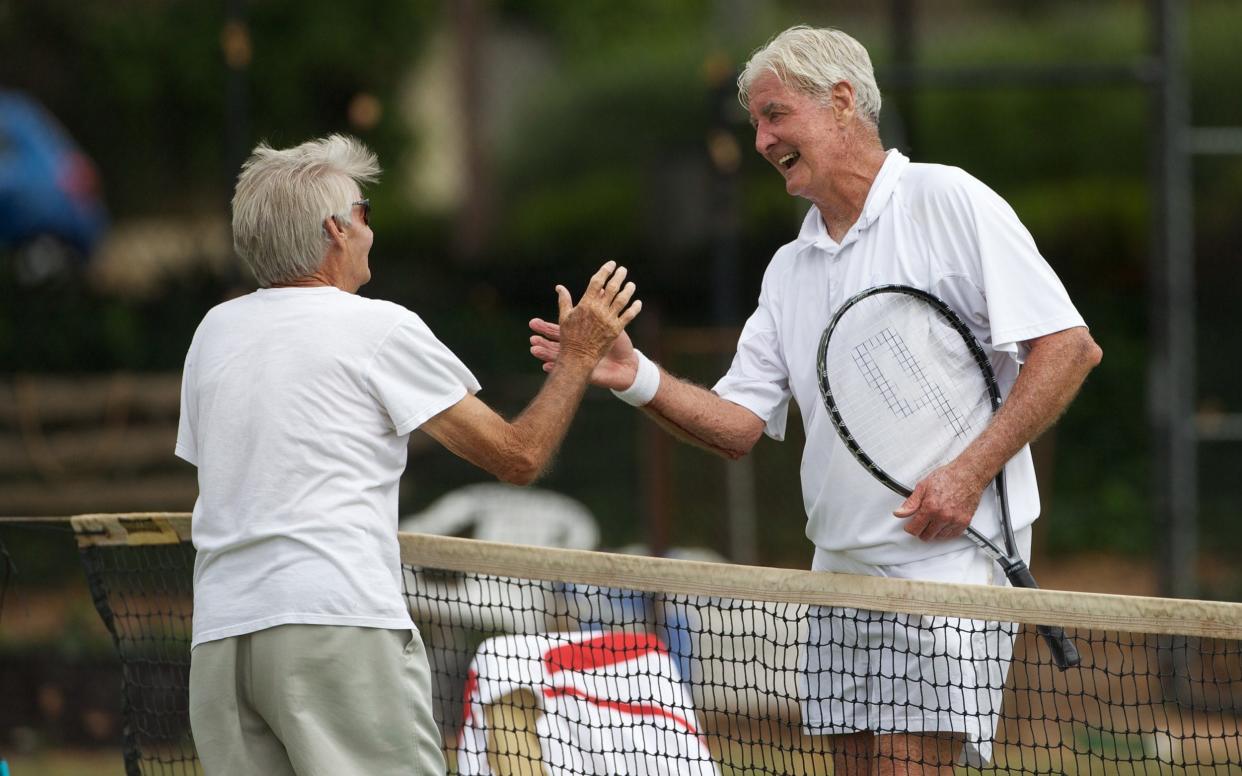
[16,512,1236,639]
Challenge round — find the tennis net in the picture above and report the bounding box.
[42,514,1242,774]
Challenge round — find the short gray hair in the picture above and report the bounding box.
[231,134,380,287]
[737,25,882,126]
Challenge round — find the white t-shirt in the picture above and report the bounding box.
[713,150,1086,568]
[176,286,480,647]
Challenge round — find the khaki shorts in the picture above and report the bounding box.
[189,625,445,776]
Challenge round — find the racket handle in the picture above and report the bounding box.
[1035,623,1081,670]
[1000,559,1082,670]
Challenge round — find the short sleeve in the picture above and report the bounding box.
[366,315,482,435]
[175,336,199,466]
[922,171,1086,363]
[712,284,792,441]
[972,185,1085,358]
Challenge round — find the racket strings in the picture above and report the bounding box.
[850,327,972,437]
[822,294,993,491]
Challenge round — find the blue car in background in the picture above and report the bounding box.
[0,90,108,279]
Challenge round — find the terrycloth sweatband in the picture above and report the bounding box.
[610,350,659,407]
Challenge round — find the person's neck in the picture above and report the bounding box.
[269,275,331,289]
[268,256,358,293]
[811,139,888,243]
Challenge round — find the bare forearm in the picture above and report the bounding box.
[955,327,1102,485]
[527,314,763,458]
[425,261,640,484]
[639,368,764,460]
[502,353,597,483]
[421,359,597,486]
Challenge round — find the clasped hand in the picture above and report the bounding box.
[541,261,641,370]
[530,261,640,388]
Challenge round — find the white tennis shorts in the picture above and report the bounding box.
[799,527,1032,767]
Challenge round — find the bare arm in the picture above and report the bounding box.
[528,320,765,459]
[896,325,1103,541]
[422,262,640,485]
[639,372,765,460]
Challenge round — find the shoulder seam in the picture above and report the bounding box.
[361,312,419,391]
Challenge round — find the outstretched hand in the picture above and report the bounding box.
[530,262,641,390]
[539,261,641,375]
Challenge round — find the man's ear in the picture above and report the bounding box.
[830,81,856,124]
[324,215,346,243]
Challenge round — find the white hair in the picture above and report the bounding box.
[737,25,882,126]
[231,134,380,287]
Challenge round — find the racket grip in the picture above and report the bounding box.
[1000,559,1082,670]
[1035,623,1082,670]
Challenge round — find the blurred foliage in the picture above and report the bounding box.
[0,0,433,212]
[0,269,228,371]
[1,0,1240,570]
[497,0,714,59]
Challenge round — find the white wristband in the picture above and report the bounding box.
[610,350,660,407]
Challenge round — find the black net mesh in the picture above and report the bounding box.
[79,540,199,776]
[68,523,1242,775]
[407,569,1242,775]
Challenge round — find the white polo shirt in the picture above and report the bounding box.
[177,287,480,647]
[713,150,1085,568]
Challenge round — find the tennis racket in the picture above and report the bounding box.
[816,284,1080,670]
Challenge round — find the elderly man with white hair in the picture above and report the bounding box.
[530,25,1101,775]
[178,134,640,776]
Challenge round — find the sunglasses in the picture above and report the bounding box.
[352,198,371,226]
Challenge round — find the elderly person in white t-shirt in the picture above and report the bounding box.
[177,134,639,776]
[530,26,1101,775]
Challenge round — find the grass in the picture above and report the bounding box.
[2,749,127,776]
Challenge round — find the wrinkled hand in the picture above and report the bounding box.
[893,462,989,541]
[539,261,641,371]
[530,317,639,390]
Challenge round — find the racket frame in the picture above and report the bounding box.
[816,284,1080,670]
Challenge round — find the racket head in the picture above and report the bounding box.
[816,285,1001,496]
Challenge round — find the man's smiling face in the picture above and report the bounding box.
[747,71,844,203]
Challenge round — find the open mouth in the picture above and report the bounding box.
[778,152,800,170]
